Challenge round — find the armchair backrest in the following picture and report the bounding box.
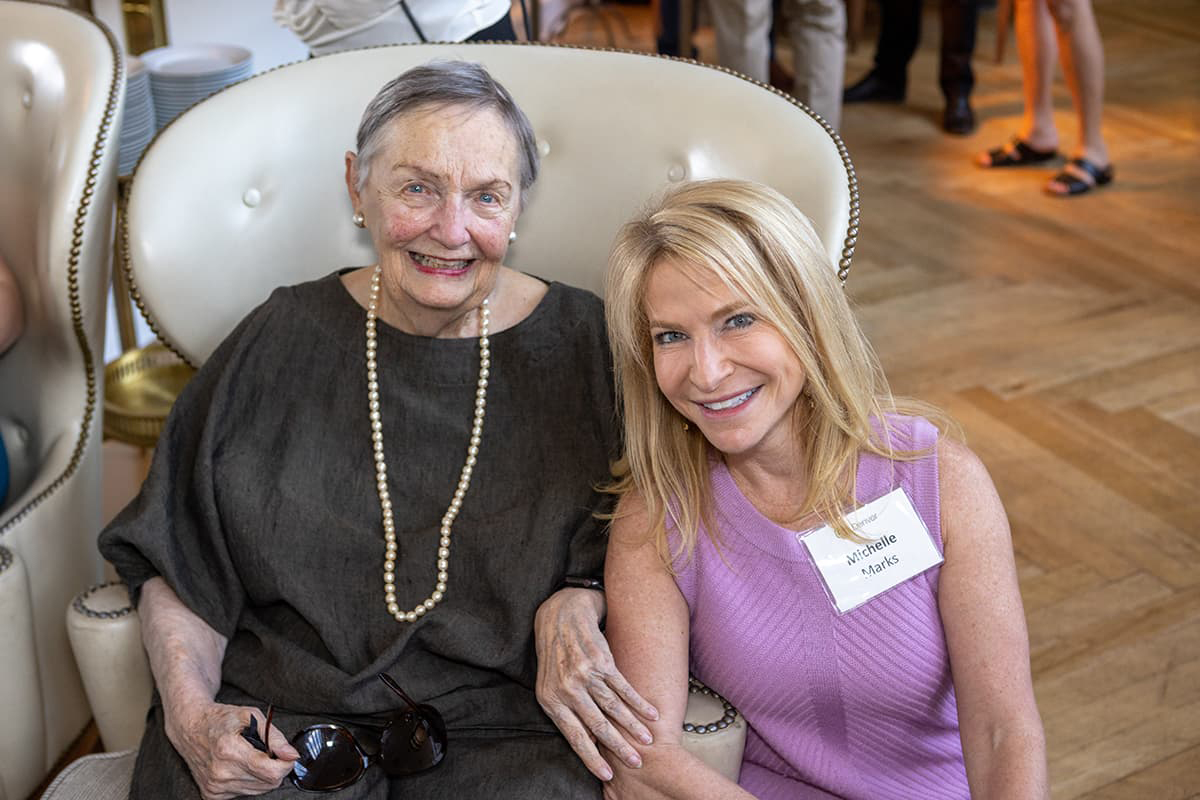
[0,1,122,794]
[123,43,858,366]
[0,1,119,503]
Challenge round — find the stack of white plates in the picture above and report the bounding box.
[117,56,156,176]
[141,43,253,130]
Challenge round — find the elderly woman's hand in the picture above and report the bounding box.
[138,578,298,798]
[165,701,298,800]
[535,587,659,781]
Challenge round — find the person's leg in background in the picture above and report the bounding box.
[708,0,773,82]
[976,0,1060,166]
[1043,0,1111,193]
[769,0,795,90]
[939,0,979,134]
[843,0,919,102]
[657,0,683,55]
[786,0,847,127]
[1017,0,1061,152]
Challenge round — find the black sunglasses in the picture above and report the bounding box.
[241,672,447,792]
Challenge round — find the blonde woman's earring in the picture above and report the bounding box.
[683,421,689,431]
[508,230,517,243]
[353,211,365,228]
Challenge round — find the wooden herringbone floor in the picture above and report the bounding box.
[556,1,1200,796]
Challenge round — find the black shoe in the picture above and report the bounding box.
[843,71,906,104]
[942,95,976,135]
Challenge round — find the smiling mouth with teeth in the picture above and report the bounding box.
[700,387,760,411]
[410,251,474,271]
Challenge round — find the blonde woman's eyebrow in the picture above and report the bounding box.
[646,302,751,332]
[711,301,754,321]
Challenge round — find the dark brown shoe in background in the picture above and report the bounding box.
[942,94,976,135]
[843,70,906,103]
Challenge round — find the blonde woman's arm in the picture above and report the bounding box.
[603,493,755,800]
[937,438,1049,800]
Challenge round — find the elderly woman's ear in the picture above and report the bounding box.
[344,150,363,218]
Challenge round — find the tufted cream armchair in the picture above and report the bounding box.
[53,41,857,794]
[0,2,123,798]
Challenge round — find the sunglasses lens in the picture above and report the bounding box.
[290,726,365,791]
[379,706,447,775]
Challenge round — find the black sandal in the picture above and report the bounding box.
[978,137,1059,168]
[1046,157,1114,196]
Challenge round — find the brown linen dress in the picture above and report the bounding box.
[100,272,615,798]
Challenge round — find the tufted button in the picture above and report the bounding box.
[22,90,32,108]
[537,139,550,157]
[667,164,686,182]
[242,188,261,208]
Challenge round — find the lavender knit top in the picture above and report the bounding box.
[671,416,969,799]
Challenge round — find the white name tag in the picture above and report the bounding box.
[799,488,943,614]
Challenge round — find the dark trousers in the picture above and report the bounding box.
[873,0,978,99]
[467,11,518,41]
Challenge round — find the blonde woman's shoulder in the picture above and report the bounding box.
[937,436,1008,552]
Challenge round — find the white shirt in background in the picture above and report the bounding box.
[273,0,512,54]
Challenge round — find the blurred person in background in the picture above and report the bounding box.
[274,0,518,54]
[0,254,26,509]
[976,0,1113,196]
[842,0,981,135]
[708,0,846,128]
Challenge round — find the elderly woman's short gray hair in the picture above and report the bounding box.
[354,61,539,204]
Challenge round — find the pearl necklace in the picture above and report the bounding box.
[366,265,490,623]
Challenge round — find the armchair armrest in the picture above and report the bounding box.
[66,583,153,752]
[682,678,747,783]
[0,546,45,799]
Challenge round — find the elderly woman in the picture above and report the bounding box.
[600,179,1048,798]
[100,62,652,799]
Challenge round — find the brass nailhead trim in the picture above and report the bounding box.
[683,677,740,734]
[120,40,859,370]
[73,581,135,620]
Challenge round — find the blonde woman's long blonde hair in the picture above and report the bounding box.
[605,179,947,568]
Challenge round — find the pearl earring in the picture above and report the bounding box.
[353,211,365,228]
[508,231,517,243]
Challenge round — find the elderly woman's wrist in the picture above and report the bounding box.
[559,575,604,593]
[552,580,607,628]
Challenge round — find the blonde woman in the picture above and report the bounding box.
[601,179,1047,799]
